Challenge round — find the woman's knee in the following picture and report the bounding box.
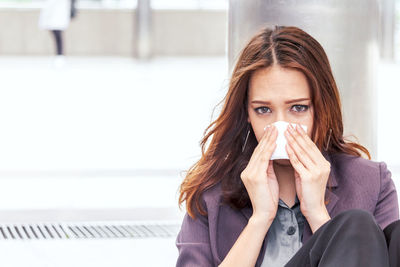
[324,209,387,249]
[332,209,380,231]
[335,208,374,220]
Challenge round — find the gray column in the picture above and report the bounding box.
[228,0,382,159]
[379,0,396,61]
[135,0,152,59]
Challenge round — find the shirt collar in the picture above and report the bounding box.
[278,194,300,209]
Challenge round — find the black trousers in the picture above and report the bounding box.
[284,209,400,267]
[51,30,63,56]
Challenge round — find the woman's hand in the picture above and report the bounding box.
[284,123,331,233]
[240,125,279,225]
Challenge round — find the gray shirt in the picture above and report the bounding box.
[260,194,305,267]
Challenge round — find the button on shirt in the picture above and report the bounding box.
[260,195,305,267]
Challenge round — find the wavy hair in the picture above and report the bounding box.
[178,25,371,219]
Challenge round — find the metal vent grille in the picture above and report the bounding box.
[0,222,181,240]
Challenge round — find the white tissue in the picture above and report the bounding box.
[264,120,308,160]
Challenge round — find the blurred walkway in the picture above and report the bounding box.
[0,56,397,218]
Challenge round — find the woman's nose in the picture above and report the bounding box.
[273,112,288,123]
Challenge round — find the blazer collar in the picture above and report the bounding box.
[322,150,338,188]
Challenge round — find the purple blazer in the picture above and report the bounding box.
[175,151,399,267]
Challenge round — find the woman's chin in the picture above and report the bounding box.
[274,159,291,166]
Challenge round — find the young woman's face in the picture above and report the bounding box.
[247,65,314,166]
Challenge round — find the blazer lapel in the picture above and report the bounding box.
[240,205,252,220]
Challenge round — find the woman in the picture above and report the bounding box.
[175,25,400,267]
[38,0,77,65]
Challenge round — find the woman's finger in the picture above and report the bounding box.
[287,124,317,164]
[248,125,272,169]
[253,124,274,156]
[285,128,315,170]
[295,124,320,154]
[286,143,308,175]
[266,160,276,178]
[295,124,328,166]
[259,126,278,164]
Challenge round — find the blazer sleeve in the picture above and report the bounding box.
[373,161,400,230]
[175,207,214,267]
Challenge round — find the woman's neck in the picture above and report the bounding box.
[273,161,297,207]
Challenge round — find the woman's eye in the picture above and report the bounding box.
[254,107,271,114]
[291,105,309,112]
[254,105,309,114]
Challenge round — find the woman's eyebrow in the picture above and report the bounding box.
[251,98,310,105]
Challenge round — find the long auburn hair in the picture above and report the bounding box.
[178,25,371,219]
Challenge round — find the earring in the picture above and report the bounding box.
[242,124,251,153]
[324,128,332,151]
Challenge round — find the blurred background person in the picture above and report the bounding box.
[38,0,77,67]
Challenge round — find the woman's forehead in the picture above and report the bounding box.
[248,67,311,100]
